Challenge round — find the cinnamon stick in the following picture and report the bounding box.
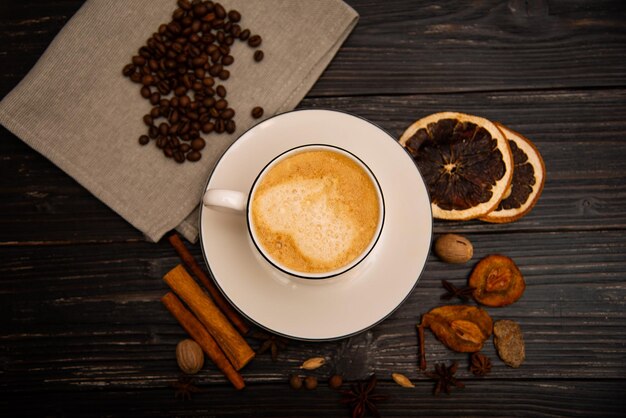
[168,233,250,335]
[162,292,245,390]
[164,264,255,370]
[418,323,426,371]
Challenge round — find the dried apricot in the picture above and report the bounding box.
[421,305,493,352]
[469,254,525,307]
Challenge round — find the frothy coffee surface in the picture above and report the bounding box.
[250,150,380,274]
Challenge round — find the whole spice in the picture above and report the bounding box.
[434,233,473,263]
[469,352,492,376]
[300,357,326,370]
[420,305,493,353]
[493,320,525,368]
[469,254,526,307]
[168,234,249,335]
[176,339,204,374]
[289,374,303,390]
[172,376,206,400]
[251,330,288,361]
[163,265,255,370]
[339,375,387,418]
[328,374,343,389]
[424,362,465,396]
[162,293,245,390]
[304,376,318,390]
[440,279,476,302]
[391,373,415,388]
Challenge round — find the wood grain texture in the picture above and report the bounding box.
[2,88,625,244]
[1,0,625,416]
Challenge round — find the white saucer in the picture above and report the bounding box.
[199,109,432,341]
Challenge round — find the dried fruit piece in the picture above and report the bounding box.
[469,254,525,307]
[399,112,513,220]
[434,234,473,263]
[421,305,493,352]
[300,357,325,370]
[391,373,415,388]
[481,124,546,223]
[493,320,525,368]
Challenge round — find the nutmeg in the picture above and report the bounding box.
[176,339,204,374]
[434,233,473,263]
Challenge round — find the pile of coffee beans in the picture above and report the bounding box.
[122,0,265,164]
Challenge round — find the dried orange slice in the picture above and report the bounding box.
[480,123,545,223]
[399,112,514,220]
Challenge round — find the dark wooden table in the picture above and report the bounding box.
[2,1,626,416]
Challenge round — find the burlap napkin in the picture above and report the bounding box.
[0,0,358,242]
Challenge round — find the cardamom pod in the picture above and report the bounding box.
[299,357,326,370]
[391,372,415,388]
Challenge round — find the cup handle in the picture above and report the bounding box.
[202,189,247,214]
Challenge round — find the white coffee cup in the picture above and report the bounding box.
[203,144,385,279]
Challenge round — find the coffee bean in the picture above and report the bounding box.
[179,95,191,108]
[215,119,225,133]
[130,72,142,83]
[248,35,262,47]
[226,119,236,133]
[141,74,155,86]
[193,3,209,17]
[220,108,235,120]
[221,55,234,65]
[122,64,135,77]
[215,99,228,110]
[210,107,220,118]
[150,107,161,118]
[212,19,224,29]
[231,24,241,37]
[174,150,186,163]
[187,151,202,161]
[150,92,161,105]
[138,135,150,145]
[149,126,159,139]
[143,114,153,126]
[164,147,174,158]
[216,85,227,97]
[177,0,192,11]
[132,55,145,66]
[156,136,167,148]
[251,106,264,119]
[209,64,223,76]
[228,10,241,22]
[203,97,216,107]
[191,137,206,150]
[140,86,152,98]
[174,86,188,97]
[218,69,230,80]
[215,3,226,19]
[159,122,169,136]
[239,29,250,41]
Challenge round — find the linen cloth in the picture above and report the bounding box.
[0,0,359,242]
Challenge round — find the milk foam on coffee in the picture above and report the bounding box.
[251,150,380,274]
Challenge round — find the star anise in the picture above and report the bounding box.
[251,329,289,361]
[424,362,465,396]
[171,376,206,401]
[440,279,475,302]
[469,352,492,376]
[339,374,388,418]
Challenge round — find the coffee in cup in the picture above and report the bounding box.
[250,149,380,274]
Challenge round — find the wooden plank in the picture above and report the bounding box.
[2,88,625,244]
[2,1,626,98]
[2,380,625,417]
[1,230,624,392]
